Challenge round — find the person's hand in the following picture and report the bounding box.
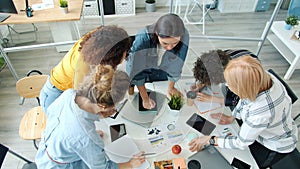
[96,130,104,138]
[210,113,235,125]
[168,87,182,97]
[128,151,146,168]
[188,136,211,152]
[142,98,156,109]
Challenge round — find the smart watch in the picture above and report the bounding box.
[209,136,216,146]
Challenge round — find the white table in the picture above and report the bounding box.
[95,80,259,169]
[267,21,300,80]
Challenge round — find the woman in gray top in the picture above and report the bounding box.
[126,14,190,109]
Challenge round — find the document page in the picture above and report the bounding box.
[104,135,150,169]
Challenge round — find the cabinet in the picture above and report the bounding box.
[255,0,271,12]
[83,0,135,17]
[218,0,257,13]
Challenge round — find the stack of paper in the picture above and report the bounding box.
[104,135,150,169]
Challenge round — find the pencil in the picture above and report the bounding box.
[143,152,156,156]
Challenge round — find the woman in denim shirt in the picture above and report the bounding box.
[35,65,145,169]
[126,14,190,109]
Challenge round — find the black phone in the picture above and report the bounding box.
[186,113,216,135]
[109,123,127,142]
[231,157,251,169]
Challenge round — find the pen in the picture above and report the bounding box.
[143,152,156,156]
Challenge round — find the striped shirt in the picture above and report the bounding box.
[217,74,298,153]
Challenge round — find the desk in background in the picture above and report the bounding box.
[0,0,83,81]
[96,80,259,169]
[267,21,300,80]
[0,0,83,52]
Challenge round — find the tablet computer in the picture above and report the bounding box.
[109,123,127,142]
[138,91,157,111]
[186,113,216,135]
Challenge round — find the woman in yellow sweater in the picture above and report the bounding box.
[40,25,131,112]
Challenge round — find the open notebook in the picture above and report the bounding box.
[104,135,150,169]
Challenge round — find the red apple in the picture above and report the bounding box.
[172,144,182,155]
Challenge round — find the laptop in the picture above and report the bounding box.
[187,145,233,169]
[0,14,11,22]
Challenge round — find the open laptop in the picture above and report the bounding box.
[187,145,233,169]
[0,14,11,22]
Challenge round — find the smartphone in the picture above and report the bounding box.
[186,113,216,135]
[231,157,251,169]
[109,123,127,142]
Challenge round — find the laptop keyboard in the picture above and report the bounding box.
[0,13,11,22]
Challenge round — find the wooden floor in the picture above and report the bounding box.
[0,5,299,168]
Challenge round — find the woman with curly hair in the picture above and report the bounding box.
[126,13,189,110]
[40,25,131,112]
[36,65,146,168]
[192,49,257,107]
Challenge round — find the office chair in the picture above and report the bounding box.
[16,70,48,150]
[0,143,37,169]
[183,0,215,25]
[271,148,300,169]
[7,24,38,46]
[268,69,299,128]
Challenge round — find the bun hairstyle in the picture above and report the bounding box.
[76,65,130,107]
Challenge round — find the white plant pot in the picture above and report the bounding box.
[145,3,156,12]
[167,105,181,116]
[60,7,68,14]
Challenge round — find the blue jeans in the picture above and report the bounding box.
[39,77,63,113]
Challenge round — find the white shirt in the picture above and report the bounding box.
[218,74,298,153]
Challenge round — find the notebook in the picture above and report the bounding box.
[104,135,150,169]
[187,145,233,169]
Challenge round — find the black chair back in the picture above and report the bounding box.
[268,69,298,104]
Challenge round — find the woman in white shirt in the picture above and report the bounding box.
[188,55,298,168]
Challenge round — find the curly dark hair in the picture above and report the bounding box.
[79,25,130,69]
[193,50,231,86]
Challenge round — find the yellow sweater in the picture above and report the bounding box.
[50,39,89,91]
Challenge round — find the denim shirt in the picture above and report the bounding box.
[35,89,119,169]
[126,27,189,86]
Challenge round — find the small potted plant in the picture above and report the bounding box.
[59,0,68,14]
[167,94,184,116]
[285,15,299,30]
[145,0,156,12]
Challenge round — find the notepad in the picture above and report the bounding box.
[194,100,221,114]
[104,135,150,169]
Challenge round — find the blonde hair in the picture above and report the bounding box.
[76,65,130,107]
[224,55,271,101]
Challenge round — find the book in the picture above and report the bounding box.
[154,159,173,169]
[173,158,187,169]
[153,158,187,169]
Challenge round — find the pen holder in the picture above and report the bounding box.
[26,7,33,17]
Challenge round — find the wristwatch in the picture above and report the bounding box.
[209,136,216,146]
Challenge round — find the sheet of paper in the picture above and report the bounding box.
[104,135,150,169]
[194,100,221,114]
